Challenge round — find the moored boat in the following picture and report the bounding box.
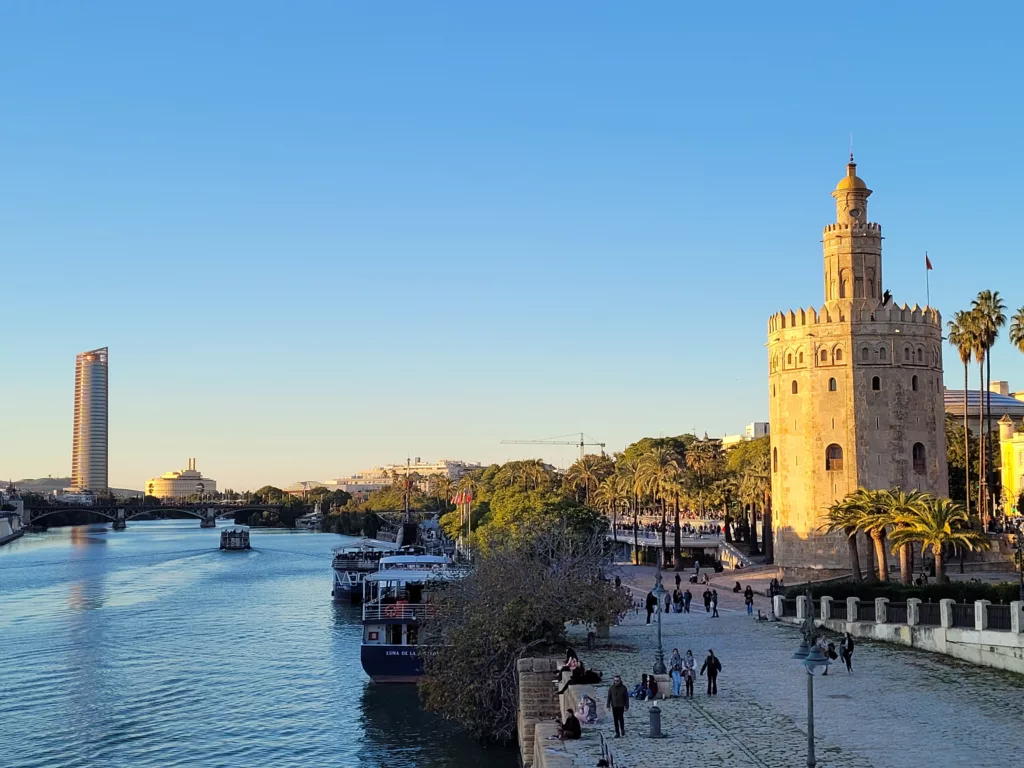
[220,528,250,550]
[331,538,399,601]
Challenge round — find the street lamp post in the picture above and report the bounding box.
[1012,520,1024,602]
[792,590,830,768]
[652,571,667,675]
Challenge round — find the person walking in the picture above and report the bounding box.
[675,573,681,589]
[699,649,721,695]
[669,649,683,697]
[744,585,754,616]
[683,650,696,697]
[683,588,692,614]
[815,635,831,675]
[702,588,712,613]
[840,632,855,673]
[645,590,657,624]
[606,675,629,737]
[614,575,621,590]
[711,589,719,618]
[694,560,701,580]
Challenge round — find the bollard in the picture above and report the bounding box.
[648,704,666,738]
[587,631,596,651]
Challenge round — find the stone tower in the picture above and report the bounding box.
[767,159,948,572]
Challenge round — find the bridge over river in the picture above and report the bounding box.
[22,504,285,530]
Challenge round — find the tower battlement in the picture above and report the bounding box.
[823,221,882,235]
[767,303,941,333]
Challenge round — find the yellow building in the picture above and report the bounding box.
[146,458,217,499]
[999,416,1024,512]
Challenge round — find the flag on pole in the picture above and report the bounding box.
[925,253,933,270]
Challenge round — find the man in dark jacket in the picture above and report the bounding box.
[606,675,629,737]
[558,709,581,740]
[699,649,722,695]
[645,591,657,624]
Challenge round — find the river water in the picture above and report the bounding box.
[0,520,518,768]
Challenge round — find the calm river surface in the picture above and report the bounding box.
[0,520,518,768]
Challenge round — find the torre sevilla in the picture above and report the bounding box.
[767,159,947,572]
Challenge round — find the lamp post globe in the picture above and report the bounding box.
[795,589,829,768]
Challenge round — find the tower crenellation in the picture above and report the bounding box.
[766,159,947,573]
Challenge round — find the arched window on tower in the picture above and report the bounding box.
[835,348,843,362]
[861,346,870,362]
[773,448,778,473]
[913,443,926,474]
[799,351,804,365]
[828,377,837,391]
[872,376,881,391]
[917,348,924,363]
[791,380,798,394]
[820,349,827,362]
[787,353,792,366]
[825,444,844,471]
[904,346,910,362]
[912,375,919,391]
[879,347,888,361]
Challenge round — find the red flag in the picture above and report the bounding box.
[925,254,933,270]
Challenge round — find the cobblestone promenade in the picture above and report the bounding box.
[541,565,1024,768]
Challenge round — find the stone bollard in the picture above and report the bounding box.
[975,600,991,631]
[773,595,784,618]
[1010,601,1024,634]
[847,597,860,622]
[939,598,955,629]
[875,597,889,624]
[907,598,921,627]
[649,704,666,738]
[820,596,833,621]
[796,595,810,621]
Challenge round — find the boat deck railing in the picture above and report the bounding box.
[362,602,437,621]
[332,557,384,570]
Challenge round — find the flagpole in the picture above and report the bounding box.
[925,251,931,307]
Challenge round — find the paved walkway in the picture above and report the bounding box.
[546,564,1024,768]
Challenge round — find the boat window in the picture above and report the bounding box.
[387,624,403,644]
[407,625,419,646]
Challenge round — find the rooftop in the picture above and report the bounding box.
[944,390,1024,418]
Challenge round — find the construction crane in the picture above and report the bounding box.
[500,433,606,460]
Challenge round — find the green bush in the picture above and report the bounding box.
[790,580,1021,604]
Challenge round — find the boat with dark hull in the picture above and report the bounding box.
[331,538,398,602]
[359,554,465,683]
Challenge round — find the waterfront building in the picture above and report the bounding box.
[998,416,1024,513]
[145,458,217,499]
[722,421,770,448]
[71,347,109,491]
[767,158,947,572]
[945,381,1024,435]
[330,458,482,498]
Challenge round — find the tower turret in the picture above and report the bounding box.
[823,156,882,304]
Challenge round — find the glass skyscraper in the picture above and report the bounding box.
[71,347,109,491]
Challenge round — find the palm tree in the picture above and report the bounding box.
[888,498,989,584]
[565,454,608,505]
[638,446,683,569]
[878,489,932,584]
[846,488,891,581]
[594,475,629,542]
[947,311,977,517]
[1010,305,1024,356]
[822,496,864,582]
[615,456,643,565]
[972,290,1007,523]
[427,474,455,510]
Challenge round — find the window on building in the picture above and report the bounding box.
[917,348,924,363]
[872,376,881,391]
[799,351,804,364]
[820,349,827,362]
[904,347,910,361]
[828,377,837,391]
[912,443,926,474]
[880,347,887,361]
[825,444,844,471]
[791,380,798,394]
[835,348,843,362]
[912,375,918,391]
[773,448,778,473]
[861,346,869,361]
[787,353,792,366]
[772,384,776,397]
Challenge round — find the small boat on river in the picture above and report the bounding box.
[220,528,250,550]
[332,538,399,602]
[359,553,466,683]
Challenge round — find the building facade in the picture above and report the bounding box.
[145,458,218,499]
[999,416,1024,513]
[767,159,947,571]
[71,347,109,491]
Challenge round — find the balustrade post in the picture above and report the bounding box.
[1010,601,1024,634]
[820,596,833,621]
[975,600,991,631]
[875,597,889,624]
[846,597,860,622]
[939,598,955,629]
[796,595,809,621]
[772,595,784,618]
[906,598,921,627]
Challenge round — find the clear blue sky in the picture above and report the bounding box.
[3,2,1023,490]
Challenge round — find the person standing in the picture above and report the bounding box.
[694,560,701,580]
[744,585,754,616]
[669,649,683,697]
[683,588,692,614]
[683,650,696,697]
[699,649,722,695]
[675,572,681,590]
[645,590,657,624]
[711,589,719,618]
[606,675,629,737]
[841,632,855,673]
[703,588,712,613]
[614,575,621,590]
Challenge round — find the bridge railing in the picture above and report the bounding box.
[362,602,437,622]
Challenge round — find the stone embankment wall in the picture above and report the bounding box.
[516,657,560,767]
[777,594,1024,675]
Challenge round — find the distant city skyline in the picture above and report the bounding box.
[4,4,1024,489]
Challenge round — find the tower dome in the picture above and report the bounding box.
[835,158,867,190]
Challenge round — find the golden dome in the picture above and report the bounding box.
[835,159,867,191]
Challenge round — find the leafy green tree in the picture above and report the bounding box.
[563,454,613,505]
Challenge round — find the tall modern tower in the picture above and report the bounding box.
[71,347,109,491]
